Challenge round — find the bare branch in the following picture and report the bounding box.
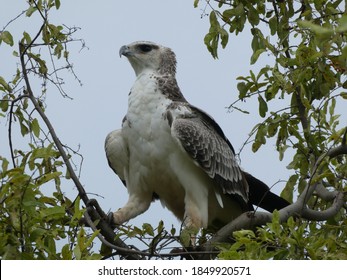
[1,10,26,33]
[83,207,144,260]
[19,42,89,203]
[315,182,340,201]
[301,191,346,221]
[326,140,347,159]
[201,136,347,256]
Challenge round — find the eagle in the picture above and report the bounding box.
[105,41,289,231]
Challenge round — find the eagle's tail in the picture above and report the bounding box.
[243,172,290,212]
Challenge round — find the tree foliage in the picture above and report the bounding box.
[196,0,347,259]
[0,0,346,260]
[0,0,101,260]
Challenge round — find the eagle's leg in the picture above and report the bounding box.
[181,194,207,246]
[111,193,152,225]
[181,216,200,246]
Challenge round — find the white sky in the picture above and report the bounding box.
[1,1,329,235]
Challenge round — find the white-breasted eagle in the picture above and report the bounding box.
[105,41,289,231]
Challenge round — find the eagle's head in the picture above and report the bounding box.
[119,41,177,77]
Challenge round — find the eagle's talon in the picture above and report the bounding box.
[107,212,118,228]
[86,198,97,207]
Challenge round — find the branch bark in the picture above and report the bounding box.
[200,137,347,258]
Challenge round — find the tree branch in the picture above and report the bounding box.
[315,182,340,201]
[8,94,29,167]
[301,191,345,221]
[19,42,90,204]
[201,137,347,257]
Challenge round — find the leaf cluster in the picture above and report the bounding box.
[218,211,347,260]
[0,0,98,260]
[196,0,347,259]
[0,153,100,259]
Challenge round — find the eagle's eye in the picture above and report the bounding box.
[138,44,153,53]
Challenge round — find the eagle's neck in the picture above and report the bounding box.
[133,68,187,104]
[155,74,186,102]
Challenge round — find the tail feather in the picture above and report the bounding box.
[243,171,290,212]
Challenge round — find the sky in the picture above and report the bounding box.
[0,1,315,237]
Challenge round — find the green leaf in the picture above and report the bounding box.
[204,11,221,59]
[31,118,40,137]
[42,25,50,44]
[29,228,46,242]
[0,76,12,93]
[142,223,154,236]
[258,95,268,117]
[0,31,14,46]
[55,0,61,9]
[237,82,249,98]
[269,16,278,36]
[53,44,64,58]
[209,10,219,30]
[278,144,289,161]
[251,48,265,64]
[267,120,279,138]
[223,3,244,18]
[40,206,65,219]
[248,4,260,26]
[233,229,256,239]
[299,85,311,109]
[83,229,100,251]
[26,6,37,17]
[28,53,48,75]
[36,172,62,186]
[329,98,336,116]
[11,68,21,85]
[22,31,32,45]
[220,27,229,49]
[234,3,245,16]
[61,244,73,260]
[269,210,281,234]
[298,20,333,37]
[170,226,176,236]
[65,168,71,179]
[193,0,199,8]
[157,220,164,233]
[1,157,9,174]
[252,124,267,152]
[281,174,297,203]
[180,228,197,247]
[20,122,29,137]
[63,50,69,59]
[336,14,347,33]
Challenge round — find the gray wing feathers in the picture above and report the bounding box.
[171,116,248,203]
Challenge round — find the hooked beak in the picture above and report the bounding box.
[119,45,132,57]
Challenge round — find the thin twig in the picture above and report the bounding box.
[19,43,90,205]
[1,10,26,32]
[8,94,29,167]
